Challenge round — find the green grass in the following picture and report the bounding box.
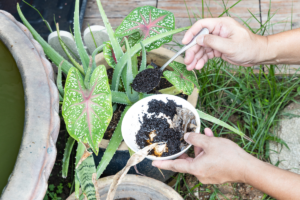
[173,0,299,199]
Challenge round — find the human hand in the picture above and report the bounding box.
[152,128,256,184]
[183,17,268,70]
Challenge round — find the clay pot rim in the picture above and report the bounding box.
[67,174,183,200]
[0,10,59,199]
[97,47,199,151]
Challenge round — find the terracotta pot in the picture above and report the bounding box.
[0,10,59,199]
[67,174,183,200]
[93,47,199,182]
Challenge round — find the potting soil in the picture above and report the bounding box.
[131,68,162,92]
[136,99,196,157]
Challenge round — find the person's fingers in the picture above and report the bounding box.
[186,57,198,71]
[182,18,224,44]
[204,128,214,137]
[178,153,189,159]
[198,34,233,54]
[214,50,222,58]
[184,132,210,149]
[152,159,192,173]
[195,58,205,70]
[185,45,200,65]
[194,146,203,157]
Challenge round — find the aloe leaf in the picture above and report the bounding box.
[92,44,105,73]
[131,53,138,77]
[197,109,254,142]
[62,66,113,155]
[56,23,84,74]
[84,58,93,89]
[159,86,182,95]
[17,3,73,74]
[113,27,189,81]
[74,0,90,73]
[115,6,175,51]
[124,38,139,102]
[57,61,65,97]
[95,0,123,60]
[103,42,117,69]
[139,42,147,72]
[62,136,75,178]
[111,91,132,105]
[163,61,200,95]
[75,142,85,199]
[76,150,98,200]
[96,106,131,178]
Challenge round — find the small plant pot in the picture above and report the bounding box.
[48,30,81,63]
[93,47,199,182]
[122,94,201,161]
[67,174,183,200]
[83,25,109,54]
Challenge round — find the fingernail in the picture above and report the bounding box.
[184,132,191,141]
[152,162,156,167]
[197,35,204,46]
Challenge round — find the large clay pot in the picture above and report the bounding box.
[0,10,59,199]
[67,174,183,200]
[93,47,199,182]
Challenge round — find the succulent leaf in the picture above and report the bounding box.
[62,136,75,178]
[76,150,98,200]
[96,106,131,178]
[163,61,200,95]
[74,0,90,73]
[62,66,113,155]
[139,42,147,72]
[17,3,73,74]
[115,6,175,51]
[95,0,123,60]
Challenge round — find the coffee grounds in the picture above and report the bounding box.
[131,68,162,92]
[135,115,181,157]
[147,99,182,120]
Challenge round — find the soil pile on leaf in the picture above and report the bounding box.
[136,99,196,157]
[132,68,162,92]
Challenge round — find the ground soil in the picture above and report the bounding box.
[46,115,76,199]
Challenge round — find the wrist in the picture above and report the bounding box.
[254,35,277,65]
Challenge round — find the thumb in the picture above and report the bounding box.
[184,132,211,149]
[197,34,232,54]
[152,159,192,173]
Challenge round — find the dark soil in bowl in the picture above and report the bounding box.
[135,99,183,157]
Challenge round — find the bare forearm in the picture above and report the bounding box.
[245,158,300,199]
[260,28,300,65]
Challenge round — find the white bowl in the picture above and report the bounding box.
[121,94,201,161]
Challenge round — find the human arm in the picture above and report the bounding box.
[183,17,300,70]
[152,128,300,199]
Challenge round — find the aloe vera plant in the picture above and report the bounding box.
[18,0,252,199]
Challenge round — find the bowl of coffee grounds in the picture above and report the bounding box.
[121,94,200,160]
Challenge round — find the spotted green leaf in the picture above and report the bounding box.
[163,61,200,95]
[115,6,175,51]
[62,66,113,155]
[103,42,117,69]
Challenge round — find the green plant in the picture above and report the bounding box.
[18,0,257,199]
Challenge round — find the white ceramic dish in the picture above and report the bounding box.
[121,94,200,161]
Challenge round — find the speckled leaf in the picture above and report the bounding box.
[62,66,113,155]
[163,61,200,95]
[103,42,117,69]
[115,6,175,51]
[118,32,141,48]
